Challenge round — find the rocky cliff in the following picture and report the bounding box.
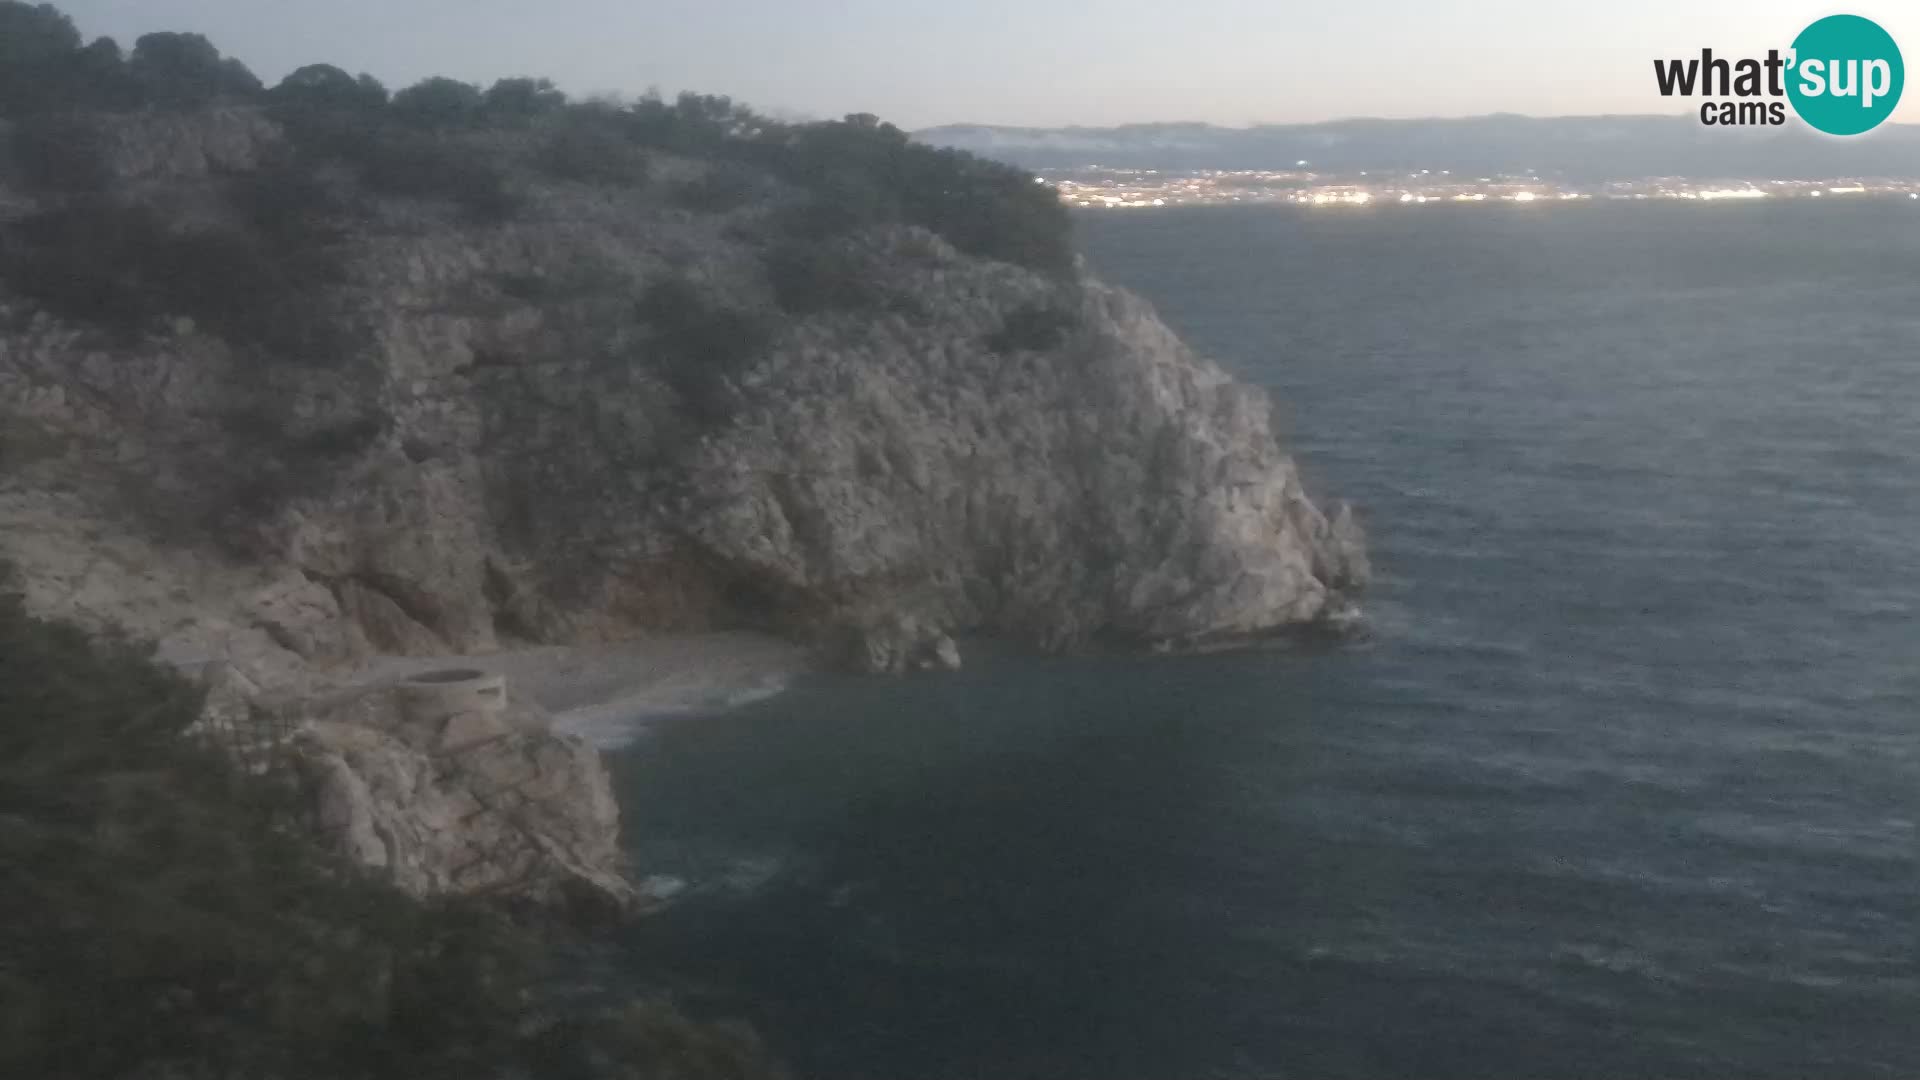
[0,104,1365,903]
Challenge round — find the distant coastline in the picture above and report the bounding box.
[917,113,1920,182]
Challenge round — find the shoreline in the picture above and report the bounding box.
[351,632,811,749]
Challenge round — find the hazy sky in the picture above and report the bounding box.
[52,0,1920,128]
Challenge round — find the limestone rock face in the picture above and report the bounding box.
[0,106,1369,900]
[680,276,1370,659]
[0,108,1365,675]
[284,685,634,914]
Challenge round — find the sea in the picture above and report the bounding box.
[603,198,1920,1079]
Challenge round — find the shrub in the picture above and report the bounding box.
[129,30,261,105]
[483,76,566,119]
[62,34,140,109]
[627,90,768,154]
[228,154,352,247]
[987,298,1082,354]
[524,1000,791,1080]
[672,161,764,213]
[0,2,79,68]
[8,112,111,192]
[271,63,389,112]
[755,114,1075,273]
[0,202,170,336]
[538,119,650,186]
[351,133,525,222]
[391,76,484,128]
[764,242,883,315]
[0,2,80,114]
[0,199,348,352]
[636,276,775,423]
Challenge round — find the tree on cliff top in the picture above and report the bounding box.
[129,30,263,104]
[272,63,390,112]
[391,76,486,127]
[0,2,84,112]
[484,76,568,118]
[0,2,79,67]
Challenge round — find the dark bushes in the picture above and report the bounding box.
[0,574,788,1080]
[623,97,1074,273]
[390,76,484,128]
[355,135,524,221]
[8,112,111,192]
[637,276,775,422]
[0,3,138,113]
[755,115,1075,274]
[2,4,1074,274]
[270,63,389,112]
[127,30,262,105]
[0,200,346,351]
[1,203,175,336]
[626,91,767,155]
[538,120,650,186]
[764,242,885,315]
[524,1001,791,1080]
[229,154,352,246]
[482,76,567,120]
[278,115,524,222]
[672,161,764,213]
[987,298,1082,354]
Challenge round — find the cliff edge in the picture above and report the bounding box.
[0,102,1365,903]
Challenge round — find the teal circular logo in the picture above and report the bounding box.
[1787,15,1904,135]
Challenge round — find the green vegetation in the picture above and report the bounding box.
[0,4,258,112]
[0,573,786,1079]
[748,114,1075,274]
[670,162,765,213]
[270,64,390,112]
[8,112,112,192]
[0,199,345,349]
[128,30,262,104]
[351,134,525,222]
[636,276,776,423]
[987,298,1083,354]
[0,0,1077,367]
[390,76,484,128]
[483,77,569,120]
[0,1,1073,276]
[764,242,887,316]
[539,118,652,186]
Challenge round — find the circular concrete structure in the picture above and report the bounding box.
[397,668,507,724]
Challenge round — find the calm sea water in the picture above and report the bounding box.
[608,200,1920,1079]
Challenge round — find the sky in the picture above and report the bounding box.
[50,0,1920,129]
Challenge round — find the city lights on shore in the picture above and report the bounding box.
[1046,167,1920,211]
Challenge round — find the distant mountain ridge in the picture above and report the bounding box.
[917,114,1920,180]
